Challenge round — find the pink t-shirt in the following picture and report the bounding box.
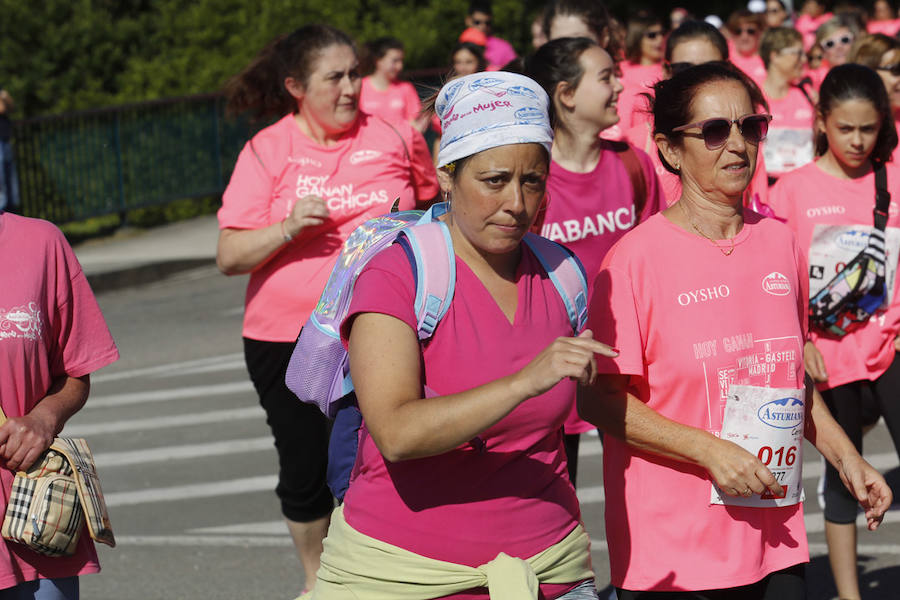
[589,211,809,591]
[764,87,816,177]
[339,244,583,600]
[768,161,900,389]
[484,36,517,70]
[359,78,422,125]
[868,19,900,36]
[544,144,664,434]
[0,213,119,589]
[616,63,663,132]
[728,45,767,89]
[623,122,770,208]
[218,113,439,341]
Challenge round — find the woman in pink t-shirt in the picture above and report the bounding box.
[526,36,664,484]
[359,37,427,132]
[851,33,900,164]
[616,12,665,132]
[0,211,119,598]
[725,9,767,88]
[768,63,900,600]
[314,72,616,599]
[581,62,891,598]
[760,27,817,181]
[216,25,438,596]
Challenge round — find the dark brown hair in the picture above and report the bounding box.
[815,63,898,163]
[223,24,356,121]
[651,61,768,174]
[525,36,598,130]
[624,11,664,64]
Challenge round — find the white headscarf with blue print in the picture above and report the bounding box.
[435,72,553,168]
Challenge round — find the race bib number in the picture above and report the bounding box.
[763,128,813,176]
[809,224,900,305]
[711,384,805,508]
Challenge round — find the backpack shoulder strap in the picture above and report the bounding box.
[874,161,891,232]
[521,233,589,333]
[607,140,648,220]
[397,219,456,339]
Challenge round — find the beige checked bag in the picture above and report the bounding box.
[0,409,115,557]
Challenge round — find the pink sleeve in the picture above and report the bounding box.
[636,146,664,222]
[403,83,423,123]
[217,140,276,230]
[340,245,418,347]
[766,176,794,224]
[53,239,119,379]
[794,234,810,341]
[589,258,646,376]
[409,129,440,203]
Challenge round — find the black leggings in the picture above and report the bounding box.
[822,353,900,524]
[244,337,333,522]
[615,563,806,600]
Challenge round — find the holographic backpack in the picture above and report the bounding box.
[285,200,590,419]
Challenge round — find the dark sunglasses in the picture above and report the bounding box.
[823,35,853,49]
[877,63,900,76]
[644,30,664,40]
[735,27,759,36]
[672,114,772,149]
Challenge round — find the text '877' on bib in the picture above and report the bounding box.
[711,384,806,508]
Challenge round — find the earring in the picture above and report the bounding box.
[443,190,452,210]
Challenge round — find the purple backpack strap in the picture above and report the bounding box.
[521,233,589,333]
[396,220,456,340]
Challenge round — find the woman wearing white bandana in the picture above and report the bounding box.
[312,72,617,599]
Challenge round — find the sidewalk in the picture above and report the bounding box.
[73,214,222,293]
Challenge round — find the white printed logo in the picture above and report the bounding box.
[541,208,635,243]
[677,285,731,306]
[806,205,846,218]
[761,272,791,296]
[0,303,42,341]
[349,150,383,165]
[287,156,323,168]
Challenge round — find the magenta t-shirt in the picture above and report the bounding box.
[589,212,809,591]
[616,63,663,132]
[0,213,119,588]
[218,113,439,341]
[769,161,900,388]
[484,36,517,70]
[339,244,583,600]
[543,144,663,283]
[359,78,422,125]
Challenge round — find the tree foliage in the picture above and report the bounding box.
[0,0,739,118]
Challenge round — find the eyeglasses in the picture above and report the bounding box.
[877,63,900,76]
[779,47,805,57]
[823,35,853,49]
[735,27,759,36]
[644,30,664,40]
[672,114,772,149]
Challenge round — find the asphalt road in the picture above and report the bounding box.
[72,265,900,600]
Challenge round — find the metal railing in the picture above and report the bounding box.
[12,68,447,225]
[13,93,256,223]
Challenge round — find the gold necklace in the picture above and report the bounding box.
[679,201,736,256]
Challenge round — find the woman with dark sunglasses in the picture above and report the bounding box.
[725,9,767,87]
[769,63,900,600]
[615,11,666,133]
[580,61,890,599]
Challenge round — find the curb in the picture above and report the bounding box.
[86,258,219,294]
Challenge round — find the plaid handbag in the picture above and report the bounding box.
[0,410,115,556]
